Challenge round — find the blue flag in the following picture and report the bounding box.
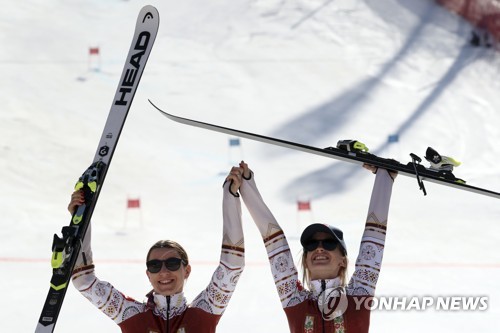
[229,138,240,146]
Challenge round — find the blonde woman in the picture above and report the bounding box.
[236,161,396,332]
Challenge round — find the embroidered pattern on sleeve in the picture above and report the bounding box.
[191,259,243,315]
[347,208,387,296]
[72,266,145,324]
[264,228,308,308]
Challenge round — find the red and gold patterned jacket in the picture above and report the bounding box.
[240,170,394,333]
[71,182,245,333]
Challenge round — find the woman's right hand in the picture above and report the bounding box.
[68,190,85,215]
[226,166,243,195]
[226,161,252,195]
[363,163,398,180]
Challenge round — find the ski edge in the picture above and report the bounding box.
[148,100,500,200]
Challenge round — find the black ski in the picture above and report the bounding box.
[35,7,159,333]
[149,100,500,200]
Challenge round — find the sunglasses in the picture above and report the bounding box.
[303,238,339,252]
[146,257,187,273]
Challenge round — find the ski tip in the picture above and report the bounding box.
[148,99,160,110]
[148,99,173,118]
[139,5,160,23]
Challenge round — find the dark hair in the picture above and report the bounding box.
[146,240,189,265]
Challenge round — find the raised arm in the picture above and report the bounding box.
[238,164,304,308]
[191,171,245,315]
[347,168,395,296]
[69,191,144,324]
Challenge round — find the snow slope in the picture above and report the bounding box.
[1,0,500,332]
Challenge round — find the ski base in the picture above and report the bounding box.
[149,100,500,200]
[35,6,159,333]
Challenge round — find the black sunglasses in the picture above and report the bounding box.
[146,257,187,273]
[303,238,338,252]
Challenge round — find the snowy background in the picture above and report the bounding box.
[1,0,500,332]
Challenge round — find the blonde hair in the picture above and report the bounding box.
[300,250,349,288]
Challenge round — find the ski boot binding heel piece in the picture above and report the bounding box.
[424,147,465,184]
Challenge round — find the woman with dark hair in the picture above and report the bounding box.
[68,167,246,332]
[237,161,396,332]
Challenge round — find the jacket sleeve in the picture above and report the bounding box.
[239,172,304,308]
[71,224,145,324]
[191,180,245,315]
[347,169,395,296]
